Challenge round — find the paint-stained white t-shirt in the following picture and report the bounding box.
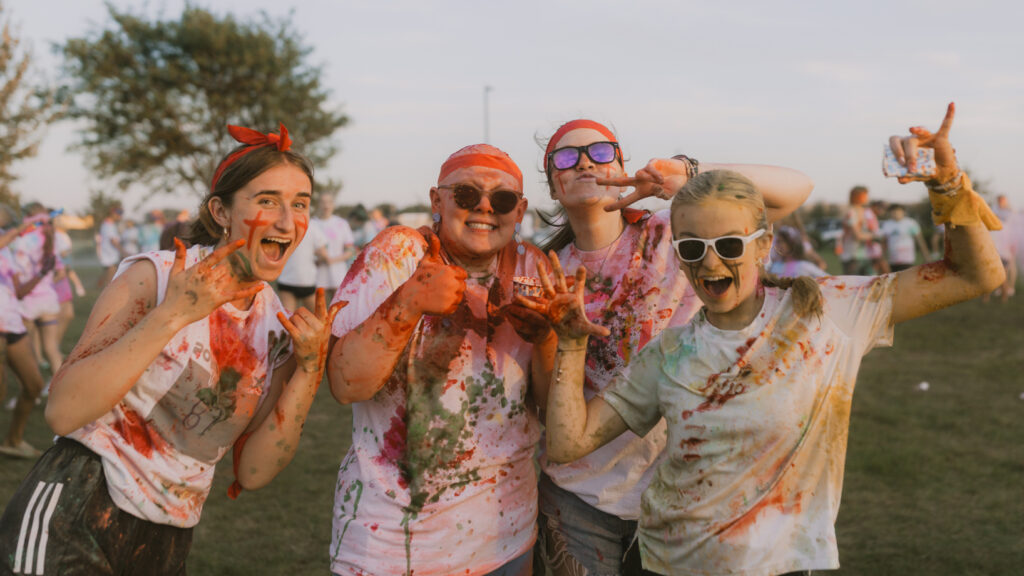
[603,275,896,575]
[329,226,542,576]
[68,246,292,528]
[544,210,702,519]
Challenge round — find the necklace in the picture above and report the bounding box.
[571,218,627,281]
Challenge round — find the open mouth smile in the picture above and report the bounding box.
[699,275,734,298]
[259,236,292,262]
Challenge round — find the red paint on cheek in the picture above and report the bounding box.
[294,213,309,239]
[243,211,273,247]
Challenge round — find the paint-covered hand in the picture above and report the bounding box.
[515,250,610,341]
[161,238,265,327]
[599,158,687,211]
[278,288,348,375]
[503,303,553,344]
[888,102,958,185]
[400,234,467,316]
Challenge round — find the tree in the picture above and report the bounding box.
[61,4,347,199]
[0,1,65,207]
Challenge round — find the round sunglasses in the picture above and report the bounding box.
[547,141,620,171]
[438,184,522,215]
[672,229,766,262]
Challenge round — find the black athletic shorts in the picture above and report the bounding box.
[276,282,317,299]
[0,438,193,575]
[2,332,27,345]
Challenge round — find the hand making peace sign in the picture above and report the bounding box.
[598,157,691,212]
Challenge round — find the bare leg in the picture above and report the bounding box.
[299,293,317,313]
[0,338,7,408]
[37,316,64,374]
[25,319,44,367]
[278,290,298,314]
[3,336,44,449]
[57,300,75,343]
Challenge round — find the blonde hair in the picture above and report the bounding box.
[671,170,822,318]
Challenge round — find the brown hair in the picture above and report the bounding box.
[849,185,869,206]
[671,170,823,318]
[187,145,315,246]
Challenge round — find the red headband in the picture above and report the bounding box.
[544,119,618,162]
[210,123,293,192]
[438,144,523,190]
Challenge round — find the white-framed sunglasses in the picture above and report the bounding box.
[672,229,766,262]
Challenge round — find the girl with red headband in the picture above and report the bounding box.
[326,144,553,576]
[0,124,344,574]
[534,119,814,575]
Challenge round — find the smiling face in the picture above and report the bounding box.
[671,198,772,330]
[209,163,313,282]
[429,166,526,272]
[547,128,626,210]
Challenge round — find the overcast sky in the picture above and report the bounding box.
[8,0,1024,217]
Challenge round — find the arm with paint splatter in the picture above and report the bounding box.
[600,159,813,222]
[517,251,626,463]
[233,288,347,490]
[45,240,264,436]
[887,104,1005,324]
[327,234,467,404]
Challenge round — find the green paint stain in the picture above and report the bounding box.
[227,251,256,282]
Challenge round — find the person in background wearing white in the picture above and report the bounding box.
[277,212,329,312]
[139,210,165,253]
[96,204,123,287]
[120,218,141,257]
[881,203,930,272]
[313,193,355,300]
[985,194,1016,302]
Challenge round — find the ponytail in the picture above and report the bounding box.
[761,269,823,318]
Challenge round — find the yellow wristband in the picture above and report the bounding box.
[927,173,1002,231]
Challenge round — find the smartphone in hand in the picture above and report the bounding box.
[883,146,936,178]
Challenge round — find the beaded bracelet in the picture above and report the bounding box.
[926,170,965,196]
[671,154,700,180]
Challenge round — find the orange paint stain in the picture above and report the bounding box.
[717,489,803,541]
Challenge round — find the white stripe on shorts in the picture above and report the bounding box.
[12,481,63,575]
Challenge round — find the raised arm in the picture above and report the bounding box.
[45,240,263,435]
[234,289,346,490]
[326,234,466,404]
[516,251,626,463]
[599,158,813,222]
[888,103,1005,324]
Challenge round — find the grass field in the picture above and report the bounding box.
[2,254,1022,575]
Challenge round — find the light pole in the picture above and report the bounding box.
[483,85,493,143]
